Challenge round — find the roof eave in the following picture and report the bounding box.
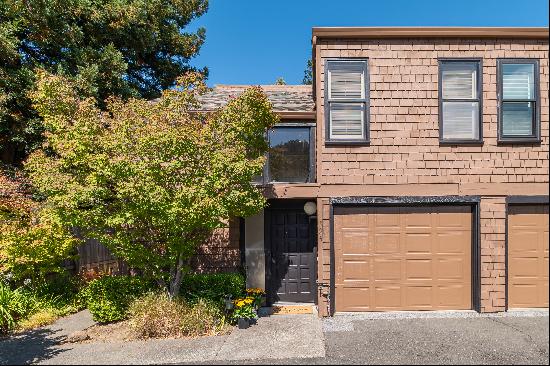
[312,27,550,40]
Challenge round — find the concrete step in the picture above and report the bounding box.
[259,304,316,316]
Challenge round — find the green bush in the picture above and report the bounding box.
[128,292,227,339]
[80,276,156,323]
[180,273,245,303]
[32,273,83,308]
[0,282,36,333]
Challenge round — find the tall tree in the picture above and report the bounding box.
[26,71,278,297]
[0,0,208,164]
[302,59,313,85]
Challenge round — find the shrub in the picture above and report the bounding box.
[180,273,245,303]
[128,292,226,339]
[16,308,59,331]
[80,276,156,323]
[0,208,79,281]
[0,282,36,333]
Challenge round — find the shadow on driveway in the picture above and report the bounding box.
[0,328,67,365]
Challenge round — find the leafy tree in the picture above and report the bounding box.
[0,0,209,164]
[0,166,78,281]
[26,71,278,298]
[0,207,79,281]
[302,59,313,85]
[275,77,286,85]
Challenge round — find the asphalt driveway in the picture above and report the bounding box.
[1,310,548,365]
[207,311,549,365]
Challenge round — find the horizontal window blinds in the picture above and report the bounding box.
[502,64,534,100]
[327,60,368,141]
[330,103,365,139]
[501,62,537,138]
[440,61,480,141]
[328,63,364,99]
[441,63,477,99]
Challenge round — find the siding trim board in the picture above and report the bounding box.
[329,196,481,315]
[504,195,549,310]
[312,27,550,40]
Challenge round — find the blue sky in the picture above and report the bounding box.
[188,0,549,86]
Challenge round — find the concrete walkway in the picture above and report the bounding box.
[0,311,324,365]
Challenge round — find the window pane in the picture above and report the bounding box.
[502,102,534,136]
[441,62,478,99]
[442,101,479,140]
[328,62,365,99]
[330,103,365,139]
[502,64,535,100]
[268,127,310,183]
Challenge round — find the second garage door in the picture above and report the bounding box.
[508,204,549,309]
[334,206,472,312]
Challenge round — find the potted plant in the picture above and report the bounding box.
[232,297,256,329]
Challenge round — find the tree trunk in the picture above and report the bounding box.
[168,255,184,299]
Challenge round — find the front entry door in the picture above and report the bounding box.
[267,208,316,303]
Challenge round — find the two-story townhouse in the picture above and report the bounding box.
[194,27,549,317]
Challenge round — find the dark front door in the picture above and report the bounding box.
[267,207,316,303]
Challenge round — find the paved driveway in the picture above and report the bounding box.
[209,311,549,365]
[0,312,324,365]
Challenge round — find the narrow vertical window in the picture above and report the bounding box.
[439,60,482,142]
[498,59,540,142]
[325,60,369,143]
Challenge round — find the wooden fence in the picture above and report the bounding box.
[64,236,130,276]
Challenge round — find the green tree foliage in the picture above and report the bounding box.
[302,59,313,85]
[26,71,279,297]
[0,165,79,281]
[0,207,79,281]
[0,0,209,164]
[275,77,286,85]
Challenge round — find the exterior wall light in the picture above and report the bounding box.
[304,201,317,216]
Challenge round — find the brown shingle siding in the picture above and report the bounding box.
[318,38,549,188]
[314,36,548,314]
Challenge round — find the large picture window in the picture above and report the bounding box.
[325,60,369,143]
[439,59,482,143]
[254,125,315,184]
[498,59,540,142]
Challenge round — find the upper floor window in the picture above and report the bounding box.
[325,60,369,144]
[498,59,540,143]
[439,59,482,143]
[254,124,315,184]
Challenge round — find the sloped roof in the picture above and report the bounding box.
[196,84,314,113]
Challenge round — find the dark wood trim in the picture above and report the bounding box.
[329,196,482,315]
[497,58,541,144]
[329,203,335,315]
[506,195,549,205]
[438,58,484,144]
[313,27,550,39]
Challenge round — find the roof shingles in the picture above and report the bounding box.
[195,85,314,113]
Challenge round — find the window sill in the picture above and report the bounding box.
[439,139,484,146]
[497,137,541,145]
[325,140,370,146]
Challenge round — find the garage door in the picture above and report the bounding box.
[334,206,472,312]
[508,204,549,309]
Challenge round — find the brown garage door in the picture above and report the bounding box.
[334,206,472,312]
[508,204,549,309]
